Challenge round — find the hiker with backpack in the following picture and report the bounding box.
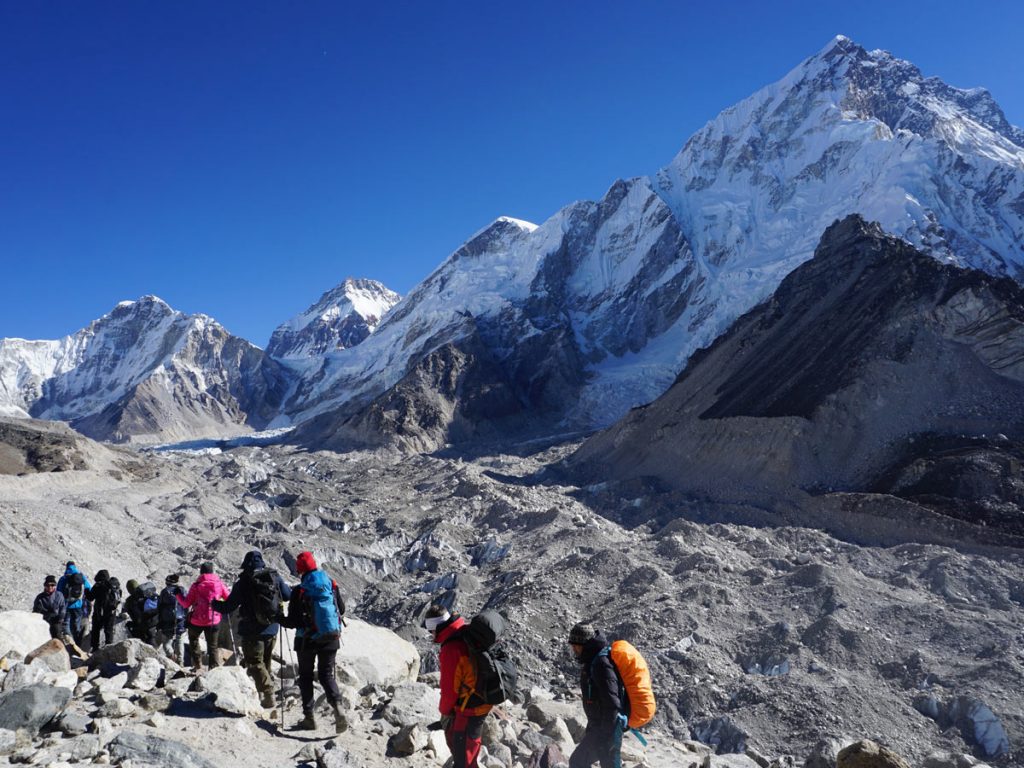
[424,604,495,768]
[566,622,656,768]
[177,562,230,673]
[56,561,91,646]
[86,570,122,650]
[279,551,347,733]
[211,550,292,708]
[156,574,187,663]
[32,575,66,639]
[125,581,160,644]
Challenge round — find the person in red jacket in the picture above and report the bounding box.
[425,603,492,768]
[177,562,230,672]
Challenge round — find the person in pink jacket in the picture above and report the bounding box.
[177,561,230,672]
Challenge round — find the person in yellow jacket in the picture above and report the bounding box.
[425,604,492,768]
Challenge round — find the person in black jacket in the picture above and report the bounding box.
[567,622,627,768]
[156,574,187,663]
[279,551,347,733]
[86,570,121,650]
[212,550,291,708]
[32,575,66,639]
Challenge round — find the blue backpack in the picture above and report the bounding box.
[301,570,340,641]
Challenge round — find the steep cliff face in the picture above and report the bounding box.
[570,216,1024,514]
[0,297,289,444]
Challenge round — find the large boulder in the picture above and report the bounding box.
[837,741,911,768]
[89,638,161,670]
[25,638,71,674]
[1,661,48,692]
[381,682,439,727]
[0,612,51,660]
[0,682,72,735]
[200,666,261,716]
[107,731,217,768]
[337,618,419,687]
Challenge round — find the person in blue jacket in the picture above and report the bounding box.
[56,561,92,645]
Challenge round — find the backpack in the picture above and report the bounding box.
[458,610,518,707]
[158,587,182,627]
[105,578,123,613]
[248,568,280,626]
[66,572,85,601]
[594,640,656,730]
[139,582,159,617]
[301,571,340,641]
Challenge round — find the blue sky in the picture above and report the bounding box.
[2,1,1022,346]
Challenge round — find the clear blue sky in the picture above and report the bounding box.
[2,1,1022,346]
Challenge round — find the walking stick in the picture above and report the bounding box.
[279,623,285,731]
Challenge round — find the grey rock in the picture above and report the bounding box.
[0,728,15,755]
[128,657,164,692]
[90,639,160,670]
[380,681,439,727]
[24,639,71,674]
[198,666,260,716]
[56,711,91,737]
[805,738,845,768]
[836,740,911,768]
[691,717,748,755]
[96,697,136,718]
[0,682,72,735]
[526,743,568,768]
[389,723,428,756]
[0,661,47,692]
[315,742,356,768]
[107,731,217,768]
[525,699,586,741]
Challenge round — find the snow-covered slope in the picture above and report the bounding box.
[285,36,1024,442]
[0,297,289,443]
[266,278,400,362]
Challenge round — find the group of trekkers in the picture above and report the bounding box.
[32,554,655,768]
[31,550,349,733]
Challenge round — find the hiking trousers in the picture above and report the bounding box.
[445,713,486,768]
[65,607,86,644]
[90,614,116,650]
[156,629,186,663]
[241,635,276,696]
[297,646,340,712]
[569,725,623,768]
[187,624,222,669]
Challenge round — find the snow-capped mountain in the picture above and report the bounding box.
[266,278,400,363]
[0,296,288,443]
[285,36,1024,448]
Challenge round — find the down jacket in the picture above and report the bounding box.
[176,573,230,627]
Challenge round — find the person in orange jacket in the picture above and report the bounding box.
[425,603,492,768]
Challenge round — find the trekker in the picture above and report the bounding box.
[56,561,91,645]
[212,550,292,708]
[177,562,229,672]
[280,551,346,733]
[125,581,160,644]
[567,623,626,768]
[86,570,121,650]
[156,575,187,663]
[424,604,492,768]
[32,575,66,639]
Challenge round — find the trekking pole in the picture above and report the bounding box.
[227,620,238,666]
[278,623,285,732]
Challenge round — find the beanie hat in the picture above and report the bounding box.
[165,574,179,585]
[44,575,57,586]
[126,579,139,594]
[200,562,214,575]
[296,551,317,575]
[95,569,109,582]
[569,622,597,645]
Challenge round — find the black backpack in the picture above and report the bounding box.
[459,610,518,707]
[106,578,123,613]
[157,587,182,628]
[248,568,280,626]
[65,572,85,601]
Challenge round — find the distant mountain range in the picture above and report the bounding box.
[2,36,1023,448]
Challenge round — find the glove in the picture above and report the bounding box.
[427,713,454,731]
[616,713,629,730]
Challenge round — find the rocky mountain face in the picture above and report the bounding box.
[569,215,1024,536]
[281,36,1024,451]
[266,277,400,362]
[0,297,289,444]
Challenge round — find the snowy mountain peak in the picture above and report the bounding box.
[266,278,400,362]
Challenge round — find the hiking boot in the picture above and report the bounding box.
[294,711,316,730]
[260,691,275,709]
[331,701,348,734]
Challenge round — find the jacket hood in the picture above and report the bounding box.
[578,632,609,664]
[242,550,266,572]
[434,615,466,645]
[64,564,81,576]
[95,569,109,582]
